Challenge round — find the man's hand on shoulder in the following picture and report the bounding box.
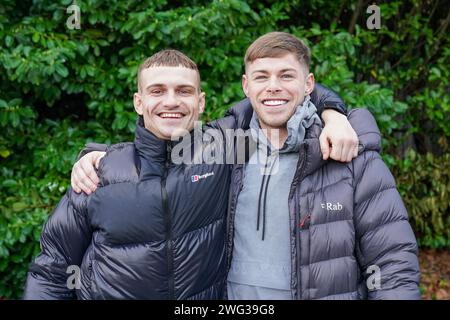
[71,151,105,194]
[319,109,359,162]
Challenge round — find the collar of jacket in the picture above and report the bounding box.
[249,95,321,155]
[223,98,254,130]
[134,116,196,179]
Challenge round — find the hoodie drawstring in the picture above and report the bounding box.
[256,147,277,241]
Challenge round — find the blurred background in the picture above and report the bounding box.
[0,0,448,299]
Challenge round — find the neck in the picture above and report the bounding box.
[259,123,288,150]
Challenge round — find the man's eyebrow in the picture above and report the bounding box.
[145,84,196,90]
[176,84,196,89]
[251,69,269,75]
[145,84,165,91]
[279,68,298,73]
[251,68,298,74]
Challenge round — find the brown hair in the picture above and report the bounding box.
[244,32,311,73]
[137,49,200,91]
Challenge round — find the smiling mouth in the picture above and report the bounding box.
[261,99,289,106]
[158,112,185,119]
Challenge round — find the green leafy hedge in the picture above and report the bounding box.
[394,151,450,249]
[0,0,448,299]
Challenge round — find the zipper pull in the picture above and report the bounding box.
[299,214,311,229]
[166,143,172,167]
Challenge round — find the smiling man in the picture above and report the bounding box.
[242,51,314,149]
[24,51,229,299]
[135,60,205,140]
[225,32,420,300]
[24,48,359,299]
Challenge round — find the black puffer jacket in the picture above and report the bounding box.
[226,109,420,299]
[24,84,347,300]
[25,120,231,299]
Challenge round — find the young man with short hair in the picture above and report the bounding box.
[225,32,420,300]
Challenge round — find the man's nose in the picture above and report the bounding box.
[163,90,179,108]
[266,76,282,93]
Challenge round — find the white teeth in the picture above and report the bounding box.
[263,100,288,106]
[160,113,183,118]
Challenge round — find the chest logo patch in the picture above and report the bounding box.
[321,202,343,211]
[191,171,214,182]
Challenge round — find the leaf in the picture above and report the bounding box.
[10,112,20,127]
[12,203,28,212]
[5,35,13,47]
[113,114,128,130]
[55,64,69,77]
[9,98,22,107]
[0,149,11,158]
[23,46,31,56]
[2,179,17,187]
[88,15,98,25]
[32,33,39,43]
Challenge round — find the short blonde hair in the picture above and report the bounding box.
[137,49,200,91]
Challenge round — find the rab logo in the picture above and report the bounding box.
[321,202,343,211]
[191,171,214,183]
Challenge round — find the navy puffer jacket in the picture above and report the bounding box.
[25,120,231,299]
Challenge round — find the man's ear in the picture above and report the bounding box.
[134,92,143,115]
[198,91,206,114]
[305,73,315,96]
[242,74,250,98]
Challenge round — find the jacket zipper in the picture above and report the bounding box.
[161,144,175,299]
[226,166,244,273]
[288,144,308,300]
[299,214,311,228]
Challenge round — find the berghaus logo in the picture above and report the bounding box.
[191,171,214,182]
